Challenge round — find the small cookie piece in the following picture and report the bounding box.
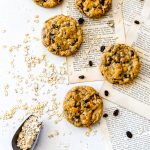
[75,0,112,18]
[63,86,103,127]
[33,0,62,8]
[100,44,140,84]
[42,15,83,56]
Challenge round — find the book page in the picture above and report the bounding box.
[142,0,150,18]
[122,0,150,34]
[104,100,150,150]
[122,0,145,34]
[100,16,150,120]
[62,0,125,84]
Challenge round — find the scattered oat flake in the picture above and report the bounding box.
[3,107,17,120]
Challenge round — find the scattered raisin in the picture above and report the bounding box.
[134,20,140,24]
[79,75,85,79]
[126,131,133,138]
[113,109,119,116]
[100,46,105,52]
[88,61,93,66]
[103,113,108,118]
[52,24,58,28]
[104,90,109,96]
[78,18,85,24]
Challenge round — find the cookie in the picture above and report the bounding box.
[75,0,112,18]
[42,15,83,56]
[33,0,62,8]
[100,44,140,84]
[63,86,103,127]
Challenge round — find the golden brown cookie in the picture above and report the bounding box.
[75,0,112,18]
[33,0,62,8]
[42,15,83,56]
[63,86,103,127]
[100,44,140,84]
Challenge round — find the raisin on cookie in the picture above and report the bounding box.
[63,86,103,127]
[100,44,140,84]
[76,0,112,18]
[33,0,62,8]
[42,15,83,56]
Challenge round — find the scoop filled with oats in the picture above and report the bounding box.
[12,115,42,150]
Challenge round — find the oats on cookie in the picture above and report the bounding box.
[100,44,140,84]
[75,0,112,18]
[33,0,62,8]
[63,86,103,127]
[42,15,83,57]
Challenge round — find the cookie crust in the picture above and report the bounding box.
[42,15,83,56]
[100,44,140,84]
[33,0,62,8]
[63,86,103,127]
[75,0,112,18]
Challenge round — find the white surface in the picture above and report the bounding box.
[0,0,111,150]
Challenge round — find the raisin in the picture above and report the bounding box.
[130,50,134,57]
[75,116,80,119]
[88,61,93,66]
[113,109,119,116]
[86,8,90,12]
[52,49,56,52]
[104,90,109,96]
[50,33,55,43]
[50,33,55,36]
[78,18,85,24]
[79,75,85,79]
[85,99,90,103]
[106,56,112,66]
[52,24,58,28]
[124,74,128,78]
[103,113,108,118]
[100,46,105,52]
[126,131,133,138]
[134,20,140,24]
[101,0,105,5]
[57,45,61,49]
[71,39,78,46]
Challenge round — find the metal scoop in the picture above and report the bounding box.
[12,115,43,150]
